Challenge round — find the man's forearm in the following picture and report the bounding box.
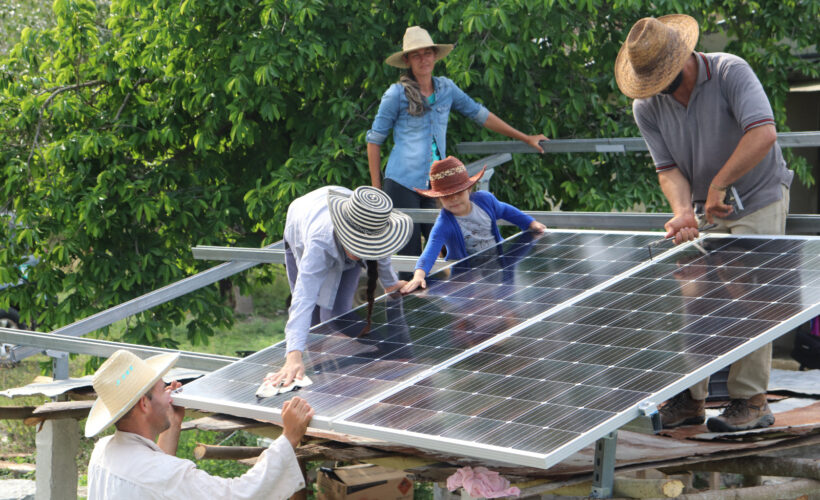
[658,168,694,216]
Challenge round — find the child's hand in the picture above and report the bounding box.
[384,281,407,294]
[400,270,427,294]
[529,220,547,233]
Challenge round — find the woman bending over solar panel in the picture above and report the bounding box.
[265,186,413,388]
[400,156,547,295]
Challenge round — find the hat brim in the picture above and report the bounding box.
[327,190,413,260]
[615,14,699,99]
[414,165,486,198]
[385,44,454,68]
[85,352,179,438]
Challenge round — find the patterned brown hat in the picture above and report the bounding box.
[414,156,486,198]
[615,15,699,99]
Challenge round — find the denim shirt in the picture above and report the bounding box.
[366,76,490,191]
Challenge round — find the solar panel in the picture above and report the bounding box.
[175,231,820,469]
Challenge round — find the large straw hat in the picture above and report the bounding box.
[385,26,454,68]
[85,350,179,437]
[327,186,413,260]
[415,156,486,198]
[615,14,699,99]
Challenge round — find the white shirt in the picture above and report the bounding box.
[87,431,304,500]
[283,186,399,352]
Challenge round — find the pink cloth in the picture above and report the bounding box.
[446,466,521,498]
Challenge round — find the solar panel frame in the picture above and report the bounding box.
[174,231,820,469]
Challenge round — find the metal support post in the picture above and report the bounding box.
[590,431,617,498]
[476,167,495,192]
[51,351,69,381]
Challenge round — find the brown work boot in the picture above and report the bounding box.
[659,390,705,428]
[707,393,775,432]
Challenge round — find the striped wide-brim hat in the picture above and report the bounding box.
[327,186,413,260]
[615,14,699,99]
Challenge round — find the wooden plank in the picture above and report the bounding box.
[24,400,94,425]
[181,413,268,432]
[0,460,36,473]
[0,406,35,420]
[193,441,396,462]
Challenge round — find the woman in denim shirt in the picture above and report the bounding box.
[367,26,547,275]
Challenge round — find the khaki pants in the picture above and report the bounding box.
[689,185,789,400]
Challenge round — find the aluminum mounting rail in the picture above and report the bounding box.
[0,327,236,371]
[456,131,820,155]
[8,241,284,363]
[398,210,820,233]
[191,246,448,273]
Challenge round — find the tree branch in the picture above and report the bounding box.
[27,80,106,166]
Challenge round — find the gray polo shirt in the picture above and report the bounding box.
[633,52,792,219]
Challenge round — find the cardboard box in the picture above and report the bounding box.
[317,464,413,500]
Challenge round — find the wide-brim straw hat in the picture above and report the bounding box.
[85,350,179,437]
[615,14,699,99]
[415,156,486,198]
[327,186,413,260]
[385,26,454,69]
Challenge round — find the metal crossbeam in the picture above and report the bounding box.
[456,131,820,155]
[191,246,448,273]
[1,327,235,371]
[8,241,283,363]
[399,210,820,233]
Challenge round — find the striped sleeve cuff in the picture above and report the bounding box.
[655,163,677,173]
[744,118,775,132]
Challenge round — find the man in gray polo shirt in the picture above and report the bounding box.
[615,14,793,432]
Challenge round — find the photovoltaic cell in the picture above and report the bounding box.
[176,232,820,469]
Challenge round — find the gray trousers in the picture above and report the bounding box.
[285,243,361,327]
[690,186,789,400]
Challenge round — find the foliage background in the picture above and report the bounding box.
[1,0,817,350]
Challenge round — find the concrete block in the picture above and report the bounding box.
[35,419,78,500]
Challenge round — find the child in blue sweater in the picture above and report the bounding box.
[400,156,546,294]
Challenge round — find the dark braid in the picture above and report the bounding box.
[359,260,379,337]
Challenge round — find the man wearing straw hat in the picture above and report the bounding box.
[86,350,313,499]
[615,15,792,432]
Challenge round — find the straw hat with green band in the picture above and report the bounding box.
[327,186,412,260]
[615,14,699,99]
[85,350,179,437]
[385,26,454,69]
